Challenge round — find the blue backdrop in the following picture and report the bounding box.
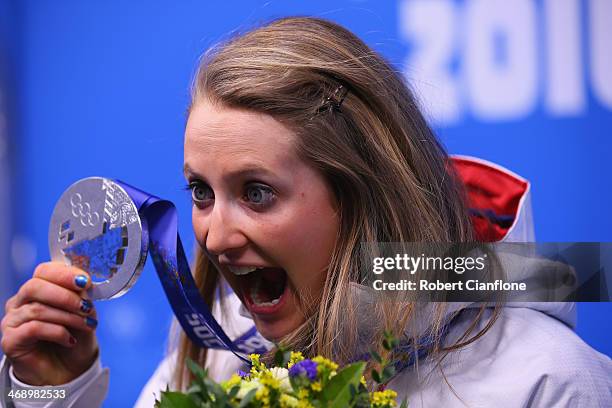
[1,0,610,406]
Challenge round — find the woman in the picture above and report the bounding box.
[1,17,610,407]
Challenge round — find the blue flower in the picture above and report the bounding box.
[236,370,249,378]
[288,359,317,381]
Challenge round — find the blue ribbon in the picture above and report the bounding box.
[115,180,269,362]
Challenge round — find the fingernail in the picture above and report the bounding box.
[85,316,98,329]
[80,299,92,313]
[69,336,77,345]
[74,275,88,288]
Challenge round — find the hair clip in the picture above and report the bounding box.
[317,83,349,113]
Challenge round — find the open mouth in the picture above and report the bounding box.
[230,266,289,314]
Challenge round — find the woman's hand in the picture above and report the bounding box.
[0,262,99,385]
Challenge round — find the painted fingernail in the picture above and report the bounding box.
[75,275,88,288]
[69,336,77,345]
[85,316,98,329]
[80,299,92,313]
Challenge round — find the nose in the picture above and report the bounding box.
[202,202,248,257]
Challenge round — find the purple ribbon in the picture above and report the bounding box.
[115,180,269,362]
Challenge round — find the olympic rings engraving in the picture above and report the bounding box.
[70,193,100,227]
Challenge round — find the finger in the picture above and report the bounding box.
[1,321,76,355]
[13,279,94,316]
[33,262,92,291]
[4,295,17,313]
[2,302,98,333]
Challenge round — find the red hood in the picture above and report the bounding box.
[451,156,534,242]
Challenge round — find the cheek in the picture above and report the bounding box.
[292,193,338,252]
[192,207,207,249]
[267,199,339,285]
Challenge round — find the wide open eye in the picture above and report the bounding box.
[189,182,214,205]
[244,183,275,207]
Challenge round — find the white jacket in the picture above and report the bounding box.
[2,157,611,407]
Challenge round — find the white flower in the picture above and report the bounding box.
[269,367,292,392]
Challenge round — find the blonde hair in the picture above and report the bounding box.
[173,16,498,390]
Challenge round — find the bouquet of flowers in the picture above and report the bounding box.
[156,332,407,408]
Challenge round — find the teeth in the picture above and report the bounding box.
[228,265,262,276]
[253,299,280,307]
[252,296,281,307]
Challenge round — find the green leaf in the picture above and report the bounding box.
[186,358,207,380]
[237,389,257,408]
[228,385,240,399]
[352,393,372,408]
[383,331,400,349]
[381,365,396,382]
[370,351,383,364]
[274,348,291,367]
[399,398,409,408]
[186,384,202,395]
[156,391,199,408]
[203,377,229,405]
[321,362,366,408]
[290,374,310,391]
[371,369,381,384]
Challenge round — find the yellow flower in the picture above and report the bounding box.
[296,388,310,399]
[259,370,281,390]
[310,381,322,392]
[255,385,270,406]
[311,356,338,374]
[370,389,398,407]
[288,352,304,368]
[221,374,241,390]
[279,394,299,408]
[250,354,261,365]
[249,353,265,376]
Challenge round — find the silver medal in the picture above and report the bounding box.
[48,177,148,300]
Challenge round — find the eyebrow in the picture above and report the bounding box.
[183,163,276,181]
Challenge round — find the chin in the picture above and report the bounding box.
[252,314,303,343]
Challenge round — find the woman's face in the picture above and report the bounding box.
[184,100,340,341]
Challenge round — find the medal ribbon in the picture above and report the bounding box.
[115,180,268,362]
